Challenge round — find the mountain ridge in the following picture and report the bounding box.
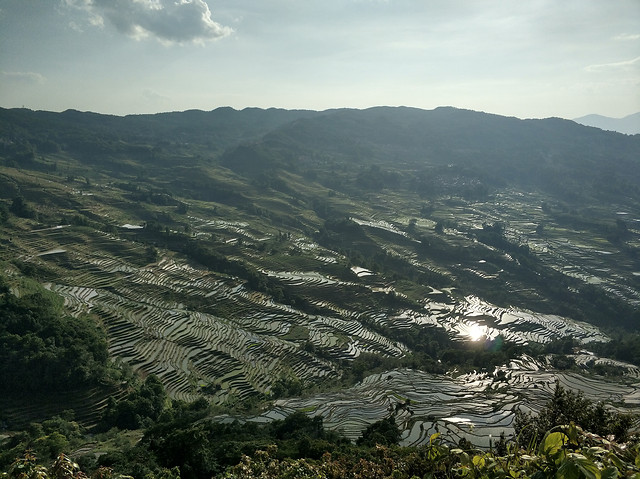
[3,105,639,204]
[573,112,640,135]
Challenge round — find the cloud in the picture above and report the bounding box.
[142,88,170,103]
[614,33,640,41]
[585,56,640,72]
[2,71,46,84]
[66,0,232,45]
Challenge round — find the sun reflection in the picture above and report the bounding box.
[467,323,486,341]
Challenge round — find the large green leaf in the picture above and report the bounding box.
[557,460,581,479]
[540,432,568,457]
[472,455,485,468]
[601,466,619,479]
[571,453,601,479]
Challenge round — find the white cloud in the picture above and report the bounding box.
[585,56,640,72]
[65,0,232,45]
[142,88,170,103]
[68,20,83,32]
[614,33,640,41]
[2,71,46,84]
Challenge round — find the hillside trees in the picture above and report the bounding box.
[99,375,168,430]
[0,275,108,394]
[1,377,639,478]
[9,196,36,219]
[357,417,401,447]
[0,203,8,223]
[514,382,633,447]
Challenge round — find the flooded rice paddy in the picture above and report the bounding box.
[5,204,639,445]
[265,360,640,447]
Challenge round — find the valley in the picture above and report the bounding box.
[1,106,639,470]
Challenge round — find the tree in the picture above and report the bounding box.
[0,204,8,224]
[271,412,323,441]
[9,196,35,219]
[357,417,401,447]
[0,275,108,395]
[33,433,69,461]
[99,375,168,430]
[514,382,632,447]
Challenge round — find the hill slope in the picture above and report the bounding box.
[573,112,640,135]
[0,105,638,444]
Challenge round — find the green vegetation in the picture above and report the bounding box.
[591,333,640,366]
[0,274,108,394]
[99,376,168,431]
[514,383,633,448]
[1,387,638,478]
[356,417,401,448]
[219,426,640,479]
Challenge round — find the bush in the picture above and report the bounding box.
[99,375,168,430]
[514,381,633,447]
[357,417,401,447]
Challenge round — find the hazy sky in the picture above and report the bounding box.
[1,0,639,119]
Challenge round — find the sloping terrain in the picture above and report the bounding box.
[0,106,638,442]
[574,112,640,135]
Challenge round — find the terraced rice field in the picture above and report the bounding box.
[439,190,640,308]
[11,225,407,402]
[6,194,638,444]
[3,106,640,454]
[264,357,640,447]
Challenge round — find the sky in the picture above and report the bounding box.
[1,0,639,119]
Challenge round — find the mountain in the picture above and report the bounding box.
[0,105,639,470]
[573,112,640,135]
[252,106,640,200]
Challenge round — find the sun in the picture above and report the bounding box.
[467,323,486,342]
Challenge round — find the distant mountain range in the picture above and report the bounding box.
[2,105,639,205]
[573,112,640,135]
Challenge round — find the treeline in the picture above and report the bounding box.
[590,332,640,366]
[182,239,309,309]
[341,327,577,386]
[315,217,452,289]
[514,382,634,447]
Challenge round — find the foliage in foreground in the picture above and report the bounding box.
[3,425,639,479]
[514,382,634,449]
[1,451,179,479]
[221,425,640,479]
